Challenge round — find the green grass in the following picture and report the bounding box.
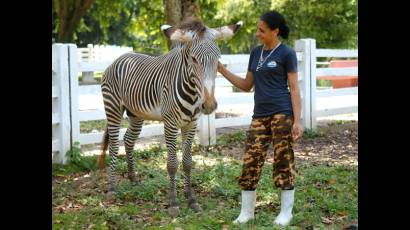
[303,128,325,139]
[80,119,161,133]
[327,120,356,126]
[53,139,357,229]
[216,129,246,147]
[316,79,332,87]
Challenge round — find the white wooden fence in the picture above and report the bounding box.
[52,39,357,164]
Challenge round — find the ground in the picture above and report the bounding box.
[52,117,358,229]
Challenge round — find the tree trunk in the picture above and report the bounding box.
[163,0,201,50]
[181,0,200,21]
[53,0,96,43]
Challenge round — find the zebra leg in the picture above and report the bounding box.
[164,123,180,217]
[102,86,123,193]
[123,116,143,183]
[107,121,121,192]
[181,124,202,213]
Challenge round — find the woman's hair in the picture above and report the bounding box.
[260,11,290,39]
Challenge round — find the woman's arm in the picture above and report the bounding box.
[217,62,254,92]
[288,72,303,140]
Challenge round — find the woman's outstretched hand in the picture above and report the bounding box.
[217,61,225,74]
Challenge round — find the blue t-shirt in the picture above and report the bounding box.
[247,44,298,118]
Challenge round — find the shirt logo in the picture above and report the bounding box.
[267,60,277,68]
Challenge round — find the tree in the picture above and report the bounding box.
[52,0,358,54]
[53,0,96,42]
[163,0,201,27]
[163,0,201,49]
[74,0,138,48]
[204,0,272,54]
[274,0,358,49]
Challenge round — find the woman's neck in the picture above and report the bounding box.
[264,39,280,50]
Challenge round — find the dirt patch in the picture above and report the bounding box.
[211,120,358,167]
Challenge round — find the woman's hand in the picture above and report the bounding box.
[292,122,303,141]
[217,61,225,74]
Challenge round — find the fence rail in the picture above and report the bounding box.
[52,39,358,164]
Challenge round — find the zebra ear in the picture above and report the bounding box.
[161,25,193,42]
[161,25,175,39]
[210,21,243,40]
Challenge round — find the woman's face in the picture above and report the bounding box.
[255,20,278,45]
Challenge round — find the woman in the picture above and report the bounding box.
[217,11,303,226]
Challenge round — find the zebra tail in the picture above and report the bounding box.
[97,126,109,170]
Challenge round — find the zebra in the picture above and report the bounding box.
[97,18,242,216]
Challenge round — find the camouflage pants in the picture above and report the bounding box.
[238,113,296,190]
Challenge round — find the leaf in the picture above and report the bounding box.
[338,211,348,217]
[328,179,337,185]
[321,217,333,224]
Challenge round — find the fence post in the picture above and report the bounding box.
[197,112,216,146]
[52,44,71,164]
[294,39,312,130]
[87,44,93,60]
[308,39,317,129]
[81,44,95,83]
[68,44,81,147]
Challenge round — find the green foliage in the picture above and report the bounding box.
[217,130,247,146]
[206,0,272,54]
[303,128,325,139]
[275,0,358,49]
[52,0,166,55]
[133,143,166,160]
[52,0,357,53]
[317,79,332,87]
[65,142,96,172]
[327,120,355,126]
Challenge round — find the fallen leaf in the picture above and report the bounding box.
[321,217,333,224]
[338,211,348,217]
[222,225,229,230]
[328,179,336,185]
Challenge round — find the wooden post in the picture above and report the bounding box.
[81,44,96,83]
[52,44,71,164]
[308,39,317,129]
[198,112,216,146]
[68,44,80,147]
[87,44,93,60]
[294,39,312,130]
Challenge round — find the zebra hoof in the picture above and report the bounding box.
[167,206,180,217]
[189,203,202,213]
[128,177,138,185]
[107,190,115,199]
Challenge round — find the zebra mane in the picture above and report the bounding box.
[176,17,206,38]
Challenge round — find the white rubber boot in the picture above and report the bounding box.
[274,189,295,226]
[233,190,256,224]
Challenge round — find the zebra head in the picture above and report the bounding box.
[161,19,243,115]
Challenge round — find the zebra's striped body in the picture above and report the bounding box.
[102,46,204,123]
[98,19,242,216]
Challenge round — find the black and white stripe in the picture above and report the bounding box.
[99,19,242,216]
